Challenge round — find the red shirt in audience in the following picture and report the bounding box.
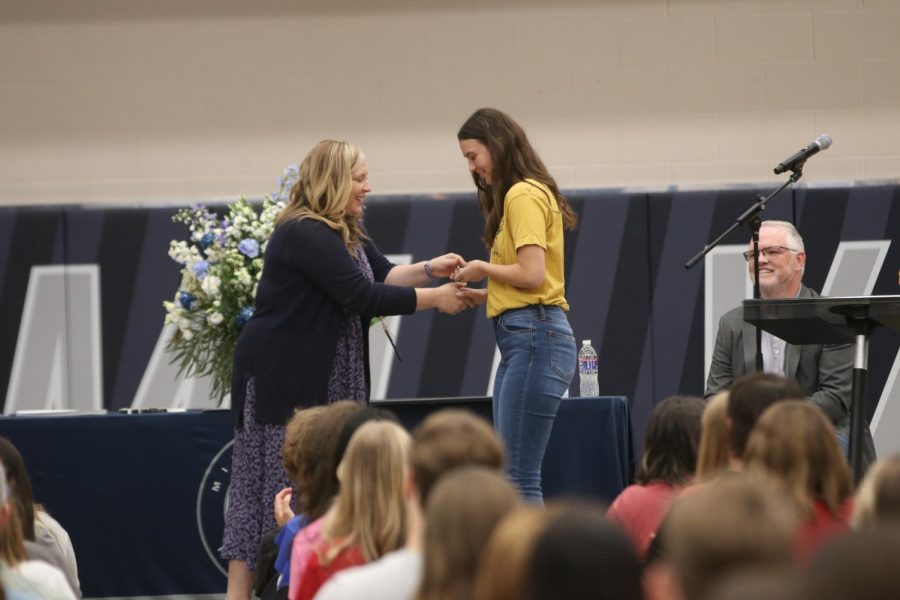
[795,498,853,563]
[294,542,365,600]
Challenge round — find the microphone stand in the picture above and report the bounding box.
[685,168,804,373]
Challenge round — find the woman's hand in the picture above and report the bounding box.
[426,253,465,278]
[414,282,475,313]
[273,487,294,528]
[457,287,488,306]
[453,259,488,284]
[435,282,471,314]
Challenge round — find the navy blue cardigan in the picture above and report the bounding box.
[231,218,417,427]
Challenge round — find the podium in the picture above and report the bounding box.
[743,295,900,481]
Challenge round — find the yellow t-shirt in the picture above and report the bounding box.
[486,179,570,319]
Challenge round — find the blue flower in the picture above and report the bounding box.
[235,306,254,329]
[179,291,195,310]
[192,260,209,280]
[238,239,260,258]
[199,232,215,250]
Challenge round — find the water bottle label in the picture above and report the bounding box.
[579,358,598,371]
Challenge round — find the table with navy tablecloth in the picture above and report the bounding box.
[0,395,633,599]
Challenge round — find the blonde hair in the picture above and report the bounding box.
[744,401,853,519]
[473,507,552,600]
[696,391,731,482]
[276,139,368,248]
[323,420,410,563]
[852,454,900,529]
[416,467,521,600]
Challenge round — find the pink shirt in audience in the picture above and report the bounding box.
[607,481,679,559]
[288,516,325,600]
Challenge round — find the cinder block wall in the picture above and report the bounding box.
[2,0,899,205]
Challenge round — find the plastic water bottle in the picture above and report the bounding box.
[578,339,599,397]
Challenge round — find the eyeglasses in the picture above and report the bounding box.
[742,246,800,262]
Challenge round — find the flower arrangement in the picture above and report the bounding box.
[163,166,297,404]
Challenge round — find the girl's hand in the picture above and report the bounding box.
[453,259,488,284]
[457,287,487,305]
[273,487,294,527]
[426,253,465,278]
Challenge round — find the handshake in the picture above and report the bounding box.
[423,253,489,316]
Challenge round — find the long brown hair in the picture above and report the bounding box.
[276,139,368,248]
[457,108,577,248]
[0,437,35,541]
[416,467,520,600]
[0,503,27,566]
[293,401,364,520]
[638,395,704,486]
[744,401,853,519]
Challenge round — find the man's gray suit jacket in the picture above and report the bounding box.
[705,284,876,466]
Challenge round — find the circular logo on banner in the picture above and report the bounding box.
[196,440,234,577]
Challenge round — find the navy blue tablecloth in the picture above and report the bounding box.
[0,396,632,598]
[543,395,635,502]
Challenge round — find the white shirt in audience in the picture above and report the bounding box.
[313,548,422,600]
[1,560,77,600]
[35,510,81,597]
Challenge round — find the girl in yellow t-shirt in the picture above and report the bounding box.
[453,108,578,503]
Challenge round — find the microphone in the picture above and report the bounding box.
[773,134,832,174]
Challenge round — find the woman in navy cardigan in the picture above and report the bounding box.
[221,140,469,600]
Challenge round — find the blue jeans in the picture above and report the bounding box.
[493,305,576,503]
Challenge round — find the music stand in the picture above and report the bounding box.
[743,295,900,481]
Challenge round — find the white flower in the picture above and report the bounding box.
[165,189,289,405]
[237,269,253,287]
[202,275,221,297]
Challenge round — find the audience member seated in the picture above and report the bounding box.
[0,437,79,597]
[654,475,796,600]
[800,527,900,600]
[723,373,805,472]
[695,391,730,482]
[703,566,800,600]
[851,454,900,530]
[315,409,505,600]
[607,395,704,558]
[293,421,410,600]
[288,407,398,600]
[473,506,554,600]
[415,467,520,600]
[743,401,853,562]
[0,464,75,600]
[526,503,642,600]
[255,401,362,600]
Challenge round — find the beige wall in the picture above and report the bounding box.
[2,0,899,205]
